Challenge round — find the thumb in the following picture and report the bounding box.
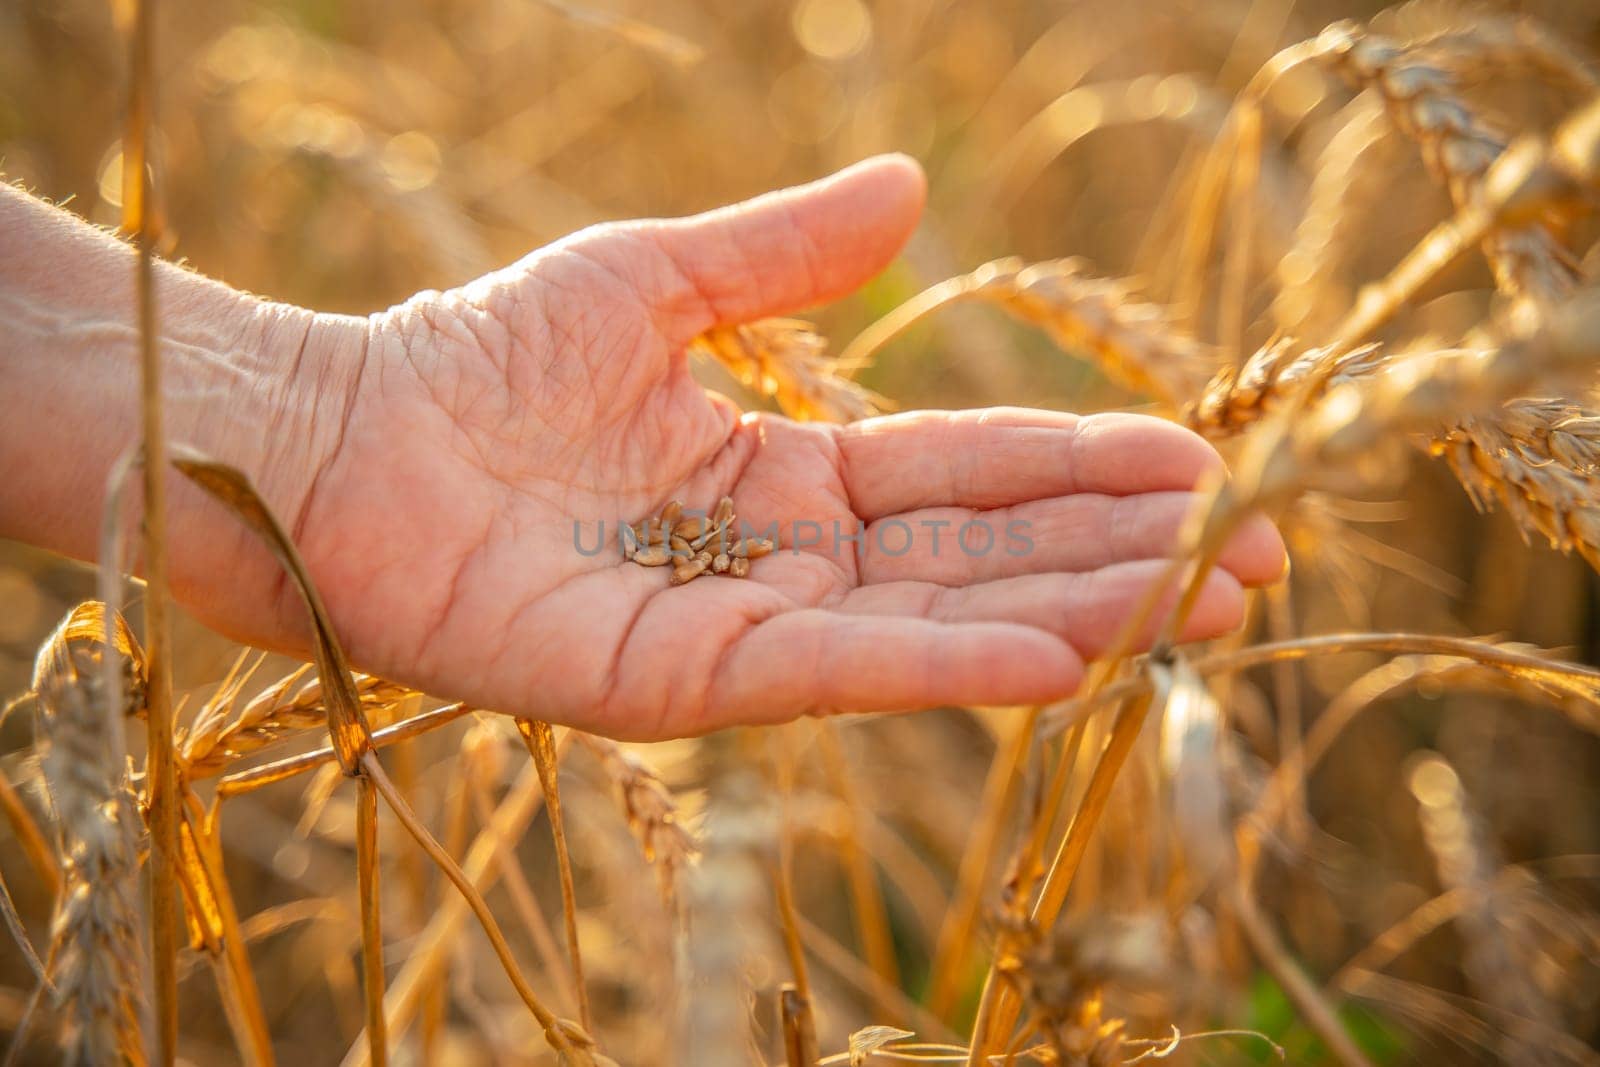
[599,154,926,345]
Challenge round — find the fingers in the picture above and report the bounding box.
[701,559,1246,727]
[705,612,1084,726]
[604,154,926,344]
[833,561,1247,660]
[857,493,1287,587]
[837,408,1228,519]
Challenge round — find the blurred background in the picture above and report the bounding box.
[3,0,1600,1063]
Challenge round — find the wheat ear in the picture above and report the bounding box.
[576,733,696,912]
[32,605,147,1066]
[843,257,1216,406]
[1318,20,1580,326]
[693,318,887,423]
[182,669,416,776]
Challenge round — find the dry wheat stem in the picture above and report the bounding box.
[1334,854,1600,994]
[213,702,474,793]
[768,731,812,1004]
[1043,632,1600,743]
[355,776,387,1067]
[341,757,552,1067]
[1173,34,1336,326]
[778,985,819,1067]
[0,863,46,993]
[968,690,1155,1063]
[359,751,581,1060]
[173,798,274,1067]
[1272,96,1387,336]
[1232,882,1376,1067]
[842,257,1215,406]
[1218,100,1263,355]
[464,767,580,1018]
[120,0,179,1055]
[515,719,592,1035]
[926,710,1037,1021]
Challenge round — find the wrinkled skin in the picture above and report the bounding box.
[275,156,1284,739]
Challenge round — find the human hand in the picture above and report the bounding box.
[219,156,1285,738]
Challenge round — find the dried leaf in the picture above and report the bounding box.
[848,1025,914,1065]
[176,817,225,951]
[171,446,371,774]
[1154,657,1230,885]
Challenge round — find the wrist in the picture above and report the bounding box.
[0,183,373,653]
[164,296,372,650]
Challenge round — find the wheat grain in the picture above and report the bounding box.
[626,497,768,585]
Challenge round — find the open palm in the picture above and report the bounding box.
[282,157,1283,739]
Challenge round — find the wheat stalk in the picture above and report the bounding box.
[32,606,147,1066]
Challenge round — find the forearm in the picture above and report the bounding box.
[0,182,367,644]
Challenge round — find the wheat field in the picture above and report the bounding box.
[2,1,1600,1064]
